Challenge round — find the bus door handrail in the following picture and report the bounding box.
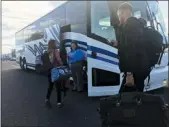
[146,1,168,65]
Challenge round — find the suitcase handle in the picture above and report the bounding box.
[116,93,143,107]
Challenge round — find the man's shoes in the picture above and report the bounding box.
[57,102,64,108]
[45,99,52,108]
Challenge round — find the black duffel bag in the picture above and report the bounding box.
[99,92,169,127]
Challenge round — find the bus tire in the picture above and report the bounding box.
[23,58,27,71]
[20,58,23,69]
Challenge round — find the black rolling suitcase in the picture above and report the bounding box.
[99,92,169,127]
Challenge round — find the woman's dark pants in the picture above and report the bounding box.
[46,69,65,103]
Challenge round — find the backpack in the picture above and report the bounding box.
[124,17,164,72]
[121,17,164,85]
[138,19,164,69]
[41,51,53,70]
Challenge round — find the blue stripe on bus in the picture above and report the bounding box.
[51,27,59,37]
[87,54,119,65]
[26,46,36,56]
[65,43,87,49]
[63,39,87,46]
[63,39,119,65]
[34,44,42,55]
[63,39,118,59]
[88,45,118,59]
[51,27,60,46]
[65,45,87,51]
[48,28,58,41]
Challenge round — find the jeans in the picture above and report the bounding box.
[46,69,66,103]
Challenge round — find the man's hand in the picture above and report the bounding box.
[125,74,135,86]
[110,40,118,47]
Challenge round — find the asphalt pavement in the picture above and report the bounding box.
[2,61,168,127]
[1,61,101,127]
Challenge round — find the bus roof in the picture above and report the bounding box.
[15,1,68,34]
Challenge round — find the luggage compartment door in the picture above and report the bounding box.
[87,38,123,97]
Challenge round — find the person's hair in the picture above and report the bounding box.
[70,41,78,51]
[118,2,133,12]
[48,39,57,51]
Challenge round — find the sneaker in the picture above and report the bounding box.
[57,102,64,108]
[45,99,52,108]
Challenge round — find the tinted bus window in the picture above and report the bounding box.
[24,28,30,43]
[16,30,24,45]
[66,1,86,25]
[90,1,117,43]
[29,30,44,42]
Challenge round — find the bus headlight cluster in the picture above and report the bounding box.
[163,80,168,87]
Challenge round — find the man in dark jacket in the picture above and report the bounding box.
[112,3,150,92]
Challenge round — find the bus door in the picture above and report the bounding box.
[60,25,71,65]
[146,1,168,66]
[87,1,123,97]
[144,1,168,90]
[87,39,123,97]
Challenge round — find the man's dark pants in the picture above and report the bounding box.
[119,70,151,93]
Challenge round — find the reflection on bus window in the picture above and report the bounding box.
[29,30,44,42]
[131,1,148,20]
[91,1,117,43]
[134,11,141,19]
[147,1,167,43]
[24,29,44,43]
[48,19,56,26]
[147,21,151,27]
[16,30,24,45]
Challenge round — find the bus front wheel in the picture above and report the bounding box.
[23,59,27,71]
[20,58,23,69]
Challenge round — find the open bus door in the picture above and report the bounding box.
[87,40,123,97]
[60,25,71,66]
[86,1,124,97]
[86,38,123,97]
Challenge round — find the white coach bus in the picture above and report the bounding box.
[15,1,168,96]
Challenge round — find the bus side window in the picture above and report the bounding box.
[29,29,44,42]
[16,30,24,45]
[90,1,117,45]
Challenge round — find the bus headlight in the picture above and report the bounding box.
[163,80,168,87]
